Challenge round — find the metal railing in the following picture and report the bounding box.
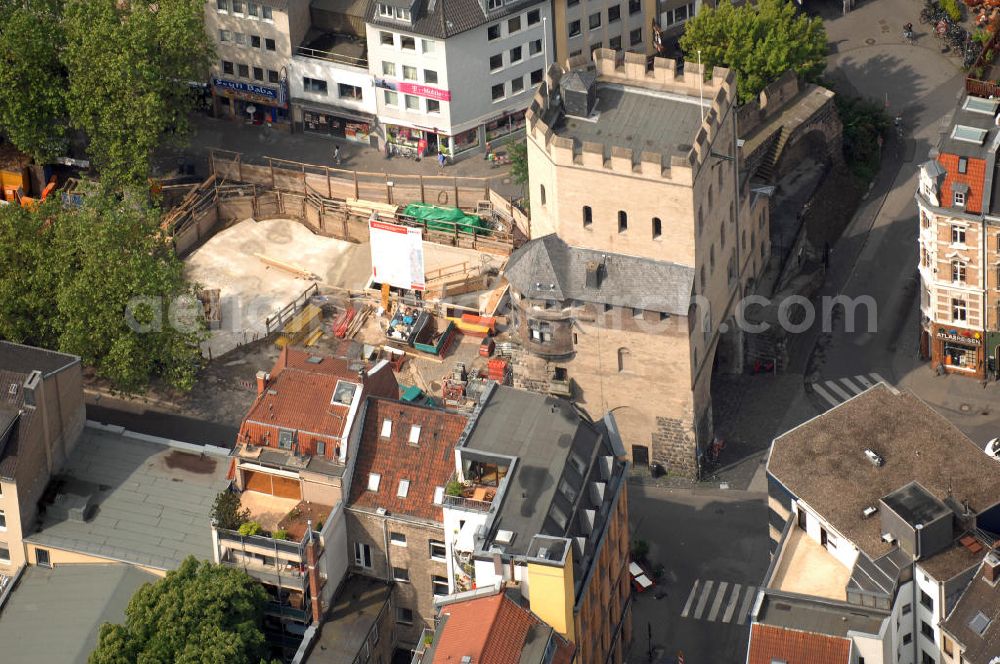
[442,493,492,512]
[411,627,435,664]
[216,527,308,557]
[266,601,308,622]
[295,45,367,68]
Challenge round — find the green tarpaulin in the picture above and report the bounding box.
[401,203,488,235]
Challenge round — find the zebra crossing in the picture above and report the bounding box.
[679,579,758,625]
[809,373,889,410]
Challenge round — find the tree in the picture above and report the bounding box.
[0,191,204,392]
[212,490,250,531]
[0,0,68,162]
[89,556,277,664]
[679,0,827,104]
[61,0,213,189]
[509,140,529,189]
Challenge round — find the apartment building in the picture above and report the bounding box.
[509,50,770,477]
[916,94,1000,379]
[0,343,85,576]
[551,0,655,65]
[412,585,575,664]
[365,0,553,157]
[211,346,398,658]
[298,574,396,664]
[939,552,1000,664]
[206,0,303,126]
[753,383,1000,664]
[344,397,467,647]
[441,384,631,664]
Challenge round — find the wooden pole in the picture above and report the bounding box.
[453,178,459,209]
[302,164,307,194]
[385,174,392,204]
[270,159,275,189]
[420,175,425,203]
[326,166,332,198]
[237,154,243,182]
[354,170,360,199]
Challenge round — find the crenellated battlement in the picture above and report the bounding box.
[526,49,736,185]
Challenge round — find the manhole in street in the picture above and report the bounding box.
[866,38,876,45]
[960,403,972,412]
[502,177,512,185]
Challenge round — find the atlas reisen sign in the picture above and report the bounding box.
[212,77,278,101]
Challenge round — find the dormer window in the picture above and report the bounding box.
[378,3,411,21]
[954,191,966,207]
[488,0,503,10]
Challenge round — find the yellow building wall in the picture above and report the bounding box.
[24,543,166,578]
[527,550,576,643]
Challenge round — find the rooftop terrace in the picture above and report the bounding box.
[769,527,850,602]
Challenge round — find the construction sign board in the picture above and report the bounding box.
[369,216,425,291]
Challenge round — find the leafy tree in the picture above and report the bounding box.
[61,0,213,189]
[0,191,204,392]
[509,140,529,189]
[212,490,250,531]
[89,556,278,664]
[835,94,889,182]
[0,0,68,162]
[680,0,827,104]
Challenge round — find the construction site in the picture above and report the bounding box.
[160,150,529,416]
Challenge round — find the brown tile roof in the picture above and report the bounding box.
[434,592,575,664]
[767,385,1000,560]
[748,624,851,664]
[241,347,398,440]
[348,398,467,522]
[938,154,987,214]
[941,558,1000,664]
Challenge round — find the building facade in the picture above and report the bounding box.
[206,0,301,127]
[916,95,1000,379]
[509,50,769,476]
[550,0,655,67]
[365,0,553,158]
[0,343,85,576]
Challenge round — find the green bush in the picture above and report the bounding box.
[212,491,249,531]
[941,0,961,22]
[631,539,650,561]
[238,521,262,537]
[272,529,289,541]
[835,93,890,183]
[445,480,464,497]
[314,519,324,531]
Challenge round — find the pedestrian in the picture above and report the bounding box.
[484,141,492,160]
[438,152,447,168]
[333,145,341,166]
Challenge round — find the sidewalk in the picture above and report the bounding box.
[155,115,522,198]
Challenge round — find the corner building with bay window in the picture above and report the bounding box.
[916,94,1000,380]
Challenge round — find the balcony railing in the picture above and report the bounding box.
[216,527,308,557]
[442,494,493,512]
[295,46,367,69]
[266,601,308,622]
[220,557,308,589]
[411,627,435,664]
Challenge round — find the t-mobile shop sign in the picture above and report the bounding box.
[397,82,451,101]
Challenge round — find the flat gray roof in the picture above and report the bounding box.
[756,592,887,638]
[306,575,392,664]
[768,385,1000,560]
[0,564,157,664]
[25,427,230,570]
[549,82,707,160]
[0,340,78,377]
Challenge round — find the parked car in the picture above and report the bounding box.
[986,438,1000,461]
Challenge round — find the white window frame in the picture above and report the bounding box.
[429,540,447,561]
[380,418,392,437]
[390,531,407,546]
[431,575,449,597]
[0,545,9,564]
[408,425,421,444]
[951,224,967,246]
[0,509,5,531]
[954,191,966,207]
[397,479,410,497]
[952,298,968,322]
[217,0,229,12]
[368,473,381,491]
[354,541,373,568]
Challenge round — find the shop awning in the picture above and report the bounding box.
[292,98,376,124]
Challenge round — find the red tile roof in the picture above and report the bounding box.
[348,398,467,522]
[434,592,575,664]
[938,154,987,214]
[239,346,398,445]
[748,624,851,664]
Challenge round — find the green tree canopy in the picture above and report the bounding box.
[0,192,204,392]
[88,557,277,664]
[679,0,827,104]
[61,0,213,189]
[0,0,68,162]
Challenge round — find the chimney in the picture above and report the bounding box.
[256,371,269,396]
[985,550,1000,584]
[306,523,323,625]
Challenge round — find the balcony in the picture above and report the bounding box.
[442,475,496,513]
[220,550,309,589]
[266,601,308,622]
[297,29,367,69]
[411,627,436,664]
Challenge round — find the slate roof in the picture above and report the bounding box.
[503,234,695,315]
[306,575,393,664]
[747,623,851,664]
[241,346,398,442]
[0,564,157,664]
[348,397,467,522]
[433,591,574,664]
[0,340,79,377]
[25,426,229,570]
[767,384,1000,561]
[366,0,545,39]
[940,557,1000,664]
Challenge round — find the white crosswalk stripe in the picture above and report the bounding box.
[679,580,757,624]
[810,373,892,410]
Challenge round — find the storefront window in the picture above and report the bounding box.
[451,128,480,155]
[485,110,527,142]
[944,343,976,368]
[386,126,422,147]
